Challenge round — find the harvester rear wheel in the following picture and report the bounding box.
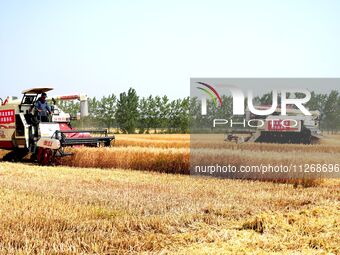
[37,148,55,166]
[2,149,28,162]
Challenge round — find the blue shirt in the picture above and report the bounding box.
[35,98,51,117]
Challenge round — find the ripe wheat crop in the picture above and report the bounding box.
[0,163,339,254]
[117,134,189,141]
[115,138,189,148]
[191,140,340,153]
[0,134,339,253]
[61,147,189,174]
[1,133,339,183]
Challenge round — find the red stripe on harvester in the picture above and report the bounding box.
[0,141,14,149]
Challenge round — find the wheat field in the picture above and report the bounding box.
[59,134,340,181]
[0,133,339,254]
[0,163,339,254]
[61,146,189,174]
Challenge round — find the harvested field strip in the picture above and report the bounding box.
[59,146,340,178]
[2,145,338,176]
[191,141,340,153]
[192,148,340,166]
[192,148,340,178]
[116,134,189,141]
[114,138,340,153]
[115,138,189,148]
[115,134,340,153]
[0,163,339,254]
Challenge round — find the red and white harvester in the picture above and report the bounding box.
[225,106,323,144]
[0,88,114,165]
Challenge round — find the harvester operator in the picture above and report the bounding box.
[35,92,52,122]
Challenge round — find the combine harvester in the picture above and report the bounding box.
[226,106,323,144]
[0,88,115,165]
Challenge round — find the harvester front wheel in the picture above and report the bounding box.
[37,148,55,166]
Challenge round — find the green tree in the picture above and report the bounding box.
[159,96,170,132]
[57,100,80,117]
[306,91,327,113]
[147,95,158,133]
[138,97,149,133]
[169,97,190,133]
[116,88,139,134]
[323,90,339,133]
[96,94,116,129]
[153,96,162,133]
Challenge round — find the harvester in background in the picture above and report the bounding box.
[225,106,323,144]
[0,88,115,165]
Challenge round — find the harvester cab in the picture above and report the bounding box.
[0,88,115,165]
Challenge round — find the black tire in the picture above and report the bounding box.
[2,149,28,162]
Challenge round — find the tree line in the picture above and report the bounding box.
[253,90,340,132]
[191,90,340,133]
[58,88,340,133]
[58,88,190,133]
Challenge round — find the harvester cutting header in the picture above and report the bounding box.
[0,88,115,165]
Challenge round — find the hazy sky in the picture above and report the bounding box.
[1,0,339,100]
